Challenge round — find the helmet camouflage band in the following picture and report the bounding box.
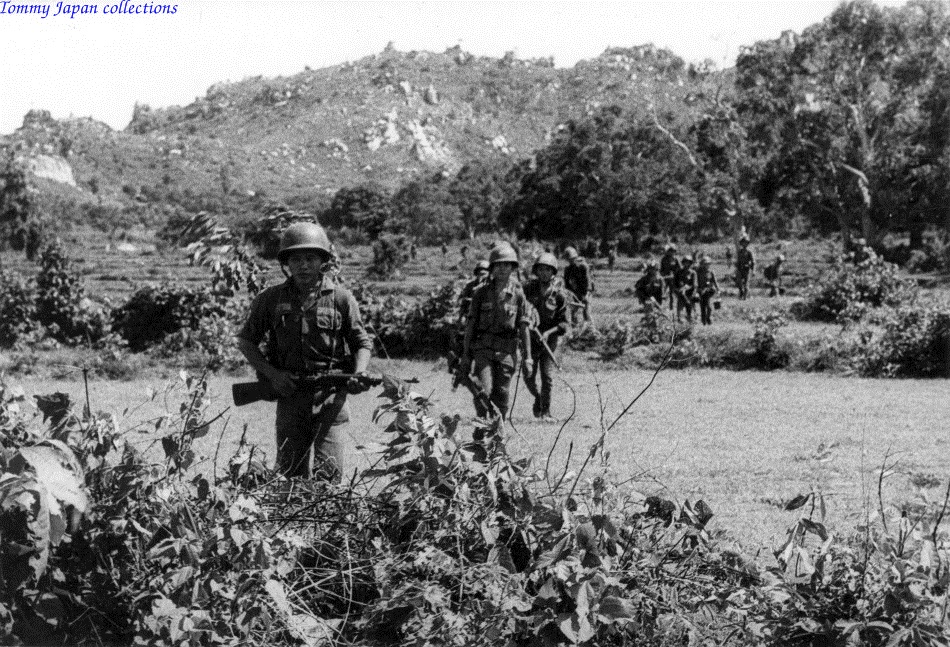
[278,222,332,263]
[533,252,558,273]
[488,242,519,266]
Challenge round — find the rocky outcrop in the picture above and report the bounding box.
[23,154,76,187]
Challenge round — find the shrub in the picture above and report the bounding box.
[111,284,225,351]
[369,233,411,278]
[850,302,950,378]
[153,313,243,372]
[357,280,460,358]
[34,241,109,344]
[797,256,917,322]
[0,271,37,347]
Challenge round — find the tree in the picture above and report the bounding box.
[735,0,950,247]
[324,184,392,238]
[448,159,516,238]
[0,153,44,261]
[389,173,465,244]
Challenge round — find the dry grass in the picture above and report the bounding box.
[13,359,949,561]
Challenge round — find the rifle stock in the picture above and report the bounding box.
[231,373,383,407]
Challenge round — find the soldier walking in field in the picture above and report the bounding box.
[659,244,680,311]
[563,246,593,325]
[606,240,618,273]
[735,235,755,300]
[461,242,533,421]
[523,253,570,420]
[764,254,785,297]
[634,260,664,307]
[673,256,698,323]
[696,255,719,326]
[236,223,374,481]
[458,259,490,320]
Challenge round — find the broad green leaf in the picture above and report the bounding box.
[597,596,635,621]
[18,444,88,513]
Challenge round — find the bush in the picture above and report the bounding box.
[369,233,411,278]
[111,284,225,351]
[850,302,950,377]
[34,241,109,344]
[357,280,460,358]
[0,271,37,347]
[797,256,916,322]
[153,313,243,372]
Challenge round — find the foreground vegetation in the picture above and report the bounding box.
[2,368,948,646]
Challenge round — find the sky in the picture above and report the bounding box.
[0,0,909,135]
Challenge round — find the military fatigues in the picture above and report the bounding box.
[673,265,698,323]
[238,278,373,480]
[764,261,783,297]
[659,253,680,310]
[563,258,593,325]
[465,277,530,419]
[696,267,719,325]
[635,271,664,306]
[523,277,570,418]
[736,247,755,300]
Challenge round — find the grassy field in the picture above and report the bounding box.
[13,360,949,562]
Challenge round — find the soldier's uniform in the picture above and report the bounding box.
[764,255,785,297]
[563,246,593,325]
[237,224,373,480]
[736,238,755,300]
[464,243,531,420]
[673,257,698,323]
[634,263,664,306]
[695,256,719,326]
[458,260,490,321]
[659,246,680,311]
[523,253,570,419]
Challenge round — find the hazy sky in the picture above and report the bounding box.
[1,0,908,135]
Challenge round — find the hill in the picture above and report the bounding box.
[1,44,720,229]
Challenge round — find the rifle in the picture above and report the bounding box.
[529,327,561,370]
[232,373,384,407]
[446,351,499,418]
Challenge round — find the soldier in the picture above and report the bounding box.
[409,242,418,261]
[523,253,570,420]
[673,256,698,323]
[236,223,373,481]
[460,244,469,262]
[659,244,680,311]
[735,235,755,300]
[695,255,719,326]
[563,246,593,325]
[850,238,875,265]
[458,259,490,320]
[764,254,785,297]
[634,260,664,306]
[606,240,618,273]
[461,242,533,421]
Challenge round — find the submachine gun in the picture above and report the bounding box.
[232,373,384,407]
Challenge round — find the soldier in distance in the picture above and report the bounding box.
[634,260,664,307]
[563,246,593,325]
[673,256,698,323]
[695,255,720,326]
[461,242,533,421]
[236,222,373,482]
[659,244,680,311]
[523,252,570,420]
[764,254,786,297]
[735,235,755,300]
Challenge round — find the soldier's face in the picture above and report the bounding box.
[491,262,516,282]
[535,266,555,282]
[286,250,329,289]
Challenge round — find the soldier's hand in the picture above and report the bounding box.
[347,372,372,394]
[268,370,297,398]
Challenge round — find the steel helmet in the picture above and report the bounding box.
[488,242,519,266]
[681,255,694,265]
[739,234,750,245]
[563,246,579,260]
[664,243,677,253]
[278,222,331,263]
[533,252,558,274]
[699,255,711,266]
[473,259,490,274]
